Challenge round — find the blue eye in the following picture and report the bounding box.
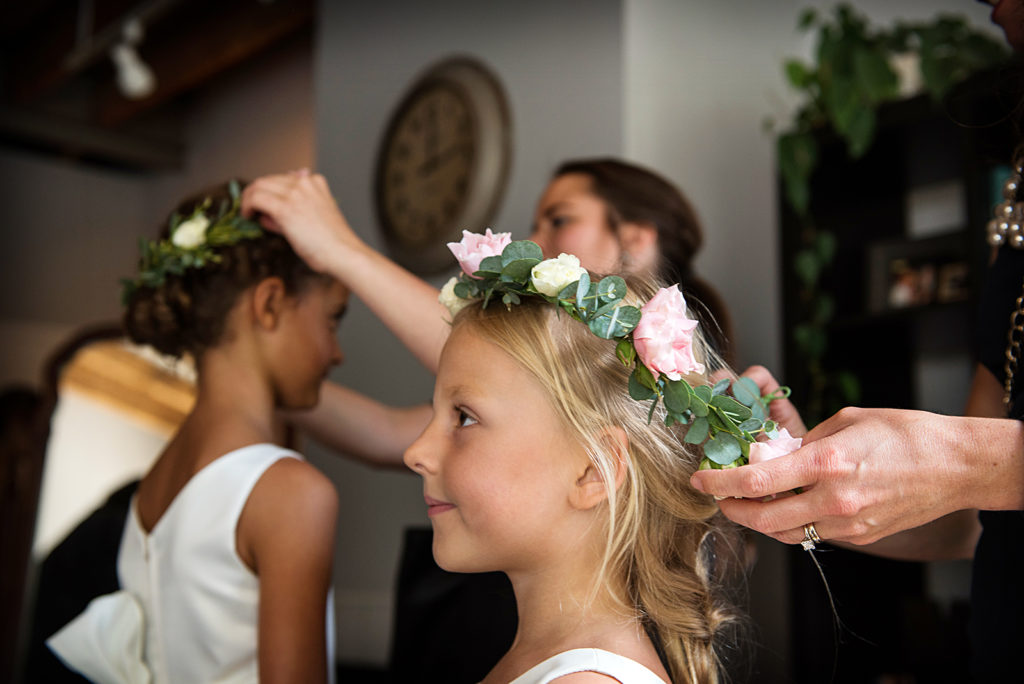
[458,408,478,428]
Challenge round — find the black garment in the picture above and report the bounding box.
[23,480,139,684]
[389,527,517,684]
[969,247,1024,681]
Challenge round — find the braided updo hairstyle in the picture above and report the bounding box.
[124,181,323,358]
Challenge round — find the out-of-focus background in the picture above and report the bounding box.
[0,1,1012,682]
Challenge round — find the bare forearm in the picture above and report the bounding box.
[325,242,449,373]
[831,509,981,561]
[288,381,429,469]
[949,414,1024,512]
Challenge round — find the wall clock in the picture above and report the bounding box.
[374,57,512,274]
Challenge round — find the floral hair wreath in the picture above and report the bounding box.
[121,180,263,305]
[440,230,798,470]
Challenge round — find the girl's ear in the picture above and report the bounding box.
[618,221,658,272]
[570,426,630,511]
[251,277,288,330]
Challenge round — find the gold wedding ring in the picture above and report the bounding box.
[801,522,821,551]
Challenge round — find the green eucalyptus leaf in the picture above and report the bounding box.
[738,418,762,432]
[685,417,709,444]
[575,271,592,309]
[500,258,540,283]
[501,240,543,265]
[707,410,729,432]
[646,395,660,425]
[453,281,473,299]
[705,433,743,466]
[634,362,658,392]
[588,305,641,339]
[732,377,760,407]
[711,395,752,421]
[595,275,626,303]
[663,380,691,414]
[501,291,521,308]
[616,339,636,366]
[712,378,731,395]
[690,394,709,418]
[476,255,503,275]
[751,401,767,422]
[694,385,713,404]
[628,369,657,400]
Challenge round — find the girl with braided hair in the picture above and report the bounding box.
[403,234,752,683]
[47,181,347,684]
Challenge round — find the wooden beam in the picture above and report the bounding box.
[97,0,313,126]
[0,105,184,169]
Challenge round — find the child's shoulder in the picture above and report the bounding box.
[238,451,338,558]
[251,453,338,514]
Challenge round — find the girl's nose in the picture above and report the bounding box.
[403,423,438,475]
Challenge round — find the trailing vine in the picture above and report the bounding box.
[774,4,1008,424]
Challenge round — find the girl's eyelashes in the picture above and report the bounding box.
[457,407,478,428]
[550,214,569,229]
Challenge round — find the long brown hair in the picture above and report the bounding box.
[554,158,734,362]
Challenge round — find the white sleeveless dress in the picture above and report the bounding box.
[47,443,335,684]
[508,648,669,684]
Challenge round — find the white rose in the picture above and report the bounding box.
[439,276,473,318]
[171,214,211,249]
[530,253,587,297]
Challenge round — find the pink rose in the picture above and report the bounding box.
[748,428,802,465]
[447,229,511,278]
[632,285,705,380]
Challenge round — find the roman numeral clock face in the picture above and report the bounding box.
[375,58,511,274]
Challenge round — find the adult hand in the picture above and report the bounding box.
[690,407,1023,547]
[241,170,364,275]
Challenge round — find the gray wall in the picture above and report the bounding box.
[310,0,624,662]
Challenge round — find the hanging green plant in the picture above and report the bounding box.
[774,4,1009,424]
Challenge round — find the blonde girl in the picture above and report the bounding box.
[404,237,750,683]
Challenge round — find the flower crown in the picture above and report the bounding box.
[121,180,263,304]
[440,229,797,470]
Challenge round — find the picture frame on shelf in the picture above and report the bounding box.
[867,232,970,314]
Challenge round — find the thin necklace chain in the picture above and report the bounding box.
[1004,277,1024,412]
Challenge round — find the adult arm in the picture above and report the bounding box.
[691,365,1022,560]
[287,381,430,469]
[691,406,1024,549]
[241,171,450,373]
[239,458,339,684]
